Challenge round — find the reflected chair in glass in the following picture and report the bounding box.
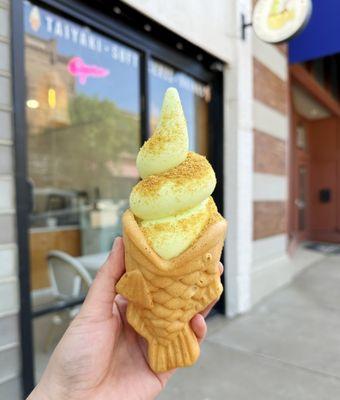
[44,250,93,351]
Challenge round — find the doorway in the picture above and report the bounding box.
[290,76,340,245]
[308,117,340,242]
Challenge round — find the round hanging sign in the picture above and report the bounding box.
[253,0,312,44]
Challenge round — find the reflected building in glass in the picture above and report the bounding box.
[23,2,142,381]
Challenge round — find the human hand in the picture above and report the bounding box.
[28,237,223,400]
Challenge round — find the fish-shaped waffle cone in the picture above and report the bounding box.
[116,209,227,373]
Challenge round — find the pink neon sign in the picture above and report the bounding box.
[67,57,110,85]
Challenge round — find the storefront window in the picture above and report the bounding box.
[149,59,211,155]
[24,1,140,380]
[19,0,219,387]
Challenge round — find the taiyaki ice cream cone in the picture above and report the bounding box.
[116,88,227,373]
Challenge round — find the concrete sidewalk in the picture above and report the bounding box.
[158,254,340,400]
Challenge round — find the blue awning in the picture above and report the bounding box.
[289,0,340,64]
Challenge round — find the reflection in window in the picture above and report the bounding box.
[149,59,211,155]
[24,1,140,381]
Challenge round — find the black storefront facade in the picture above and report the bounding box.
[10,0,224,395]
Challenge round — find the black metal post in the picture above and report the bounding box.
[140,52,150,143]
[209,70,225,313]
[11,0,35,396]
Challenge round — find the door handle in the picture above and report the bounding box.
[319,189,331,203]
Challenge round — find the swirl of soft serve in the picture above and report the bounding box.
[130,88,221,260]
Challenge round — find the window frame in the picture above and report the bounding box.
[12,0,224,396]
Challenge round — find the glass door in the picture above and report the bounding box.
[296,164,308,232]
[24,1,141,381]
[292,120,310,242]
[17,1,223,393]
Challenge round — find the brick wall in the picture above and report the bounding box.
[253,58,288,114]
[251,20,290,304]
[252,34,288,246]
[0,0,22,398]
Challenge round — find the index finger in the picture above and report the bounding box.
[79,237,125,320]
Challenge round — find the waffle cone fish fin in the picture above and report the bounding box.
[116,270,153,309]
[148,324,200,373]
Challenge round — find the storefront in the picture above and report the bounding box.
[3,0,330,398]
[11,0,224,395]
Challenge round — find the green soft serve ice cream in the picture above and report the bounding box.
[129,88,222,259]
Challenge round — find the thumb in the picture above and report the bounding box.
[80,237,125,320]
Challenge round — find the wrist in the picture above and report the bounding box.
[27,380,67,400]
[27,385,50,400]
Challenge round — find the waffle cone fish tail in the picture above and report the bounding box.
[148,324,200,372]
[116,87,227,372]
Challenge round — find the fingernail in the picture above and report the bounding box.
[112,237,121,250]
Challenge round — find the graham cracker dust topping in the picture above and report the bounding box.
[140,197,223,250]
[135,152,213,197]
